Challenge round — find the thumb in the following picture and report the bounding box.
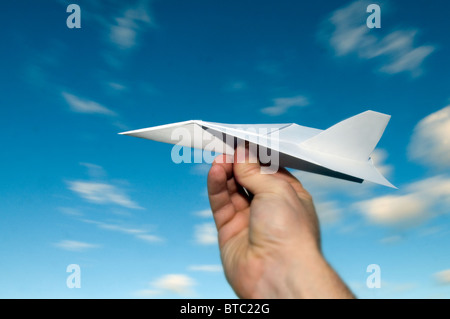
[233,144,284,195]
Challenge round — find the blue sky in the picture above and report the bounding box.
[1,0,450,298]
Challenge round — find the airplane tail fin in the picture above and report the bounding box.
[301,110,391,161]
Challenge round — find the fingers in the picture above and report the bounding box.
[208,154,249,227]
[233,145,288,196]
[207,155,251,248]
[207,155,234,217]
[272,167,312,201]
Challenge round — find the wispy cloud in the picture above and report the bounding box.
[408,106,450,170]
[194,223,217,245]
[80,163,108,179]
[319,0,435,77]
[107,82,128,92]
[67,180,142,209]
[81,219,163,243]
[434,269,450,285]
[67,163,143,212]
[108,1,154,50]
[223,80,247,92]
[192,209,213,218]
[62,91,117,116]
[256,60,283,76]
[54,240,100,252]
[314,200,343,226]
[188,264,222,272]
[261,95,309,116]
[57,0,155,52]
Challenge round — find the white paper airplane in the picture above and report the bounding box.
[119,110,395,188]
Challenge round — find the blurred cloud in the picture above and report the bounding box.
[81,219,163,243]
[188,264,222,272]
[153,274,196,295]
[135,274,196,297]
[371,149,393,179]
[261,95,309,116]
[319,0,435,77]
[315,200,343,226]
[54,240,100,252]
[194,223,217,245]
[434,269,450,285]
[136,234,164,243]
[107,82,127,92]
[67,181,142,209]
[355,175,450,227]
[408,106,450,170]
[356,193,429,226]
[224,80,247,92]
[80,162,108,179]
[108,1,154,50]
[57,0,155,51]
[62,91,117,116]
[193,209,213,218]
[256,60,283,76]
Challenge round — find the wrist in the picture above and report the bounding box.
[251,246,354,299]
[286,248,355,299]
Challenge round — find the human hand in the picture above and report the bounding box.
[207,145,354,299]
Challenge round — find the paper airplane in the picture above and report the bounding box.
[119,110,395,188]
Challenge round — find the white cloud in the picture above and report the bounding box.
[108,1,154,50]
[355,175,450,227]
[107,82,127,91]
[136,274,196,297]
[194,223,217,245]
[54,240,100,252]
[261,95,309,116]
[408,106,450,170]
[80,162,108,179]
[67,181,142,209]
[62,92,117,116]
[434,269,450,285]
[58,207,83,217]
[81,219,163,243]
[356,193,429,226]
[135,274,197,297]
[193,209,213,218]
[371,149,393,179]
[188,264,223,272]
[136,234,164,243]
[315,200,342,226]
[379,235,403,244]
[153,274,195,295]
[320,0,435,77]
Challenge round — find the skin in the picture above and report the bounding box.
[207,145,355,299]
